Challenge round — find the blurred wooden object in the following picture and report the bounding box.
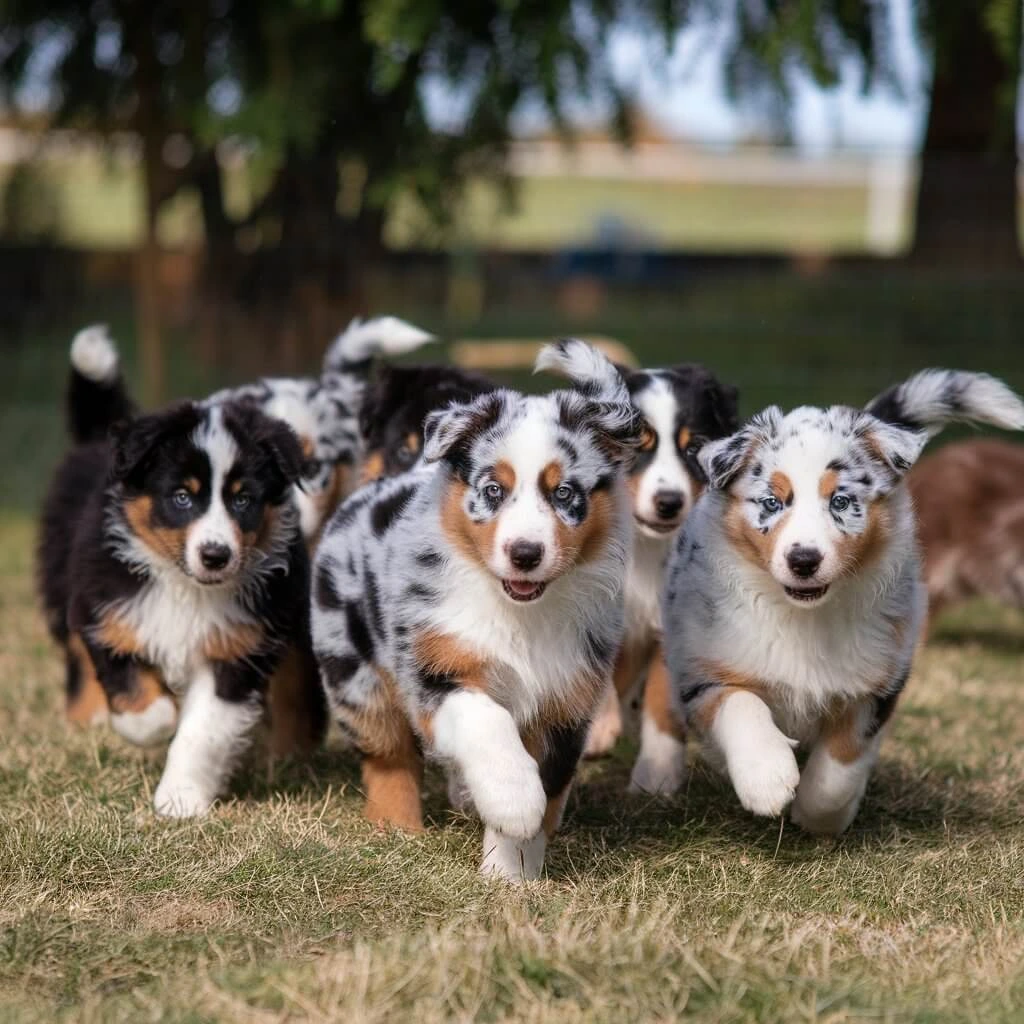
[451,336,638,371]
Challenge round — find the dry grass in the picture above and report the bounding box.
[2,512,1023,1022]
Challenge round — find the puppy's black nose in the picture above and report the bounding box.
[199,542,232,571]
[509,540,543,571]
[653,490,684,520]
[787,545,822,579]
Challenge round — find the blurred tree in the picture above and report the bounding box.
[717,0,1022,266]
[0,0,684,395]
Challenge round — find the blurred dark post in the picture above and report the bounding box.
[123,3,165,406]
[913,2,1022,266]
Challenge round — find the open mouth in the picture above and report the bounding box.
[502,579,548,603]
[634,516,679,535]
[783,584,830,604]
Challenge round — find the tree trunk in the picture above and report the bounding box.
[912,3,1021,266]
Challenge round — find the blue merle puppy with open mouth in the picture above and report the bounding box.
[310,339,641,881]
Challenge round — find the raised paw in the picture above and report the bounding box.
[465,752,546,840]
[728,736,800,818]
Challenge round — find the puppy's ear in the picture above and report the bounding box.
[110,403,200,484]
[697,405,782,490]
[423,391,508,477]
[857,416,929,494]
[704,377,740,437]
[226,402,304,498]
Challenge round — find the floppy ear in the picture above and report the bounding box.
[704,377,740,437]
[697,405,782,490]
[110,403,200,484]
[225,402,305,498]
[422,402,475,464]
[857,416,929,494]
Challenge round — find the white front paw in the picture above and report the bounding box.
[466,753,546,839]
[480,827,546,883]
[111,696,178,748]
[153,778,216,818]
[728,736,800,817]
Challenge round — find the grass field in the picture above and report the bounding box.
[3,497,1024,1021]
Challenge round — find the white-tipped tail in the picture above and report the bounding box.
[70,324,119,383]
[322,315,435,374]
[867,368,1024,438]
[534,337,630,407]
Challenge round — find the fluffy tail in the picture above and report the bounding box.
[321,316,435,376]
[67,325,136,444]
[534,338,641,453]
[866,369,1024,439]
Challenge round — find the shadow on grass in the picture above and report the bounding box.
[929,625,1024,655]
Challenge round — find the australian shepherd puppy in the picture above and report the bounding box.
[582,364,739,797]
[660,369,1024,834]
[310,340,640,881]
[357,361,496,481]
[906,439,1024,630]
[38,366,324,816]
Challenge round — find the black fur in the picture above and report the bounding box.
[360,363,495,477]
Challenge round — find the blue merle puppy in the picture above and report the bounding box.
[311,339,641,881]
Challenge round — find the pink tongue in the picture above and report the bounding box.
[507,580,539,596]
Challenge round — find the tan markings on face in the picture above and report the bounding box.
[109,666,171,715]
[124,496,188,566]
[643,648,687,742]
[405,432,421,455]
[184,477,201,496]
[554,488,613,568]
[639,423,657,452]
[229,479,243,496]
[414,629,489,691]
[492,459,516,491]
[360,451,385,484]
[65,632,109,725]
[440,479,497,572]
[540,460,562,493]
[835,497,893,575]
[818,469,839,499]
[723,493,777,574]
[203,622,264,663]
[690,658,769,733]
[677,427,691,451]
[769,470,794,504]
[266,645,323,757]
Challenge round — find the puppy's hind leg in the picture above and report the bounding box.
[629,648,687,796]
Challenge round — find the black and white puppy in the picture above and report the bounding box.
[661,370,1024,834]
[357,362,496,481]
[310,340,640,881]
[583,365,738,795]
[38,370,323,816]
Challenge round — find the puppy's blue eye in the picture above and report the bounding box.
[554,483,574,503]
[483,482,504,501]
[761,495,782,514]
[830,494,851,513]
[231,493,251,511]
[172,489,192,509]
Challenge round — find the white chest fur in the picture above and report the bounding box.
[625,531,672,639]
[424,557,622,726]
[102,575,259,690]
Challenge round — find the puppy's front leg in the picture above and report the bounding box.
[432,689,547,881]
[153,663,264,818]
[696,687,799,818]
[791,694,894,835]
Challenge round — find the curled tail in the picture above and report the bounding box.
[535,337,641,454]
[867,369,1024,439]
[67,325,136,444]
[321,316,435,377]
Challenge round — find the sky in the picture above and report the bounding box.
[425,0,929,154]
